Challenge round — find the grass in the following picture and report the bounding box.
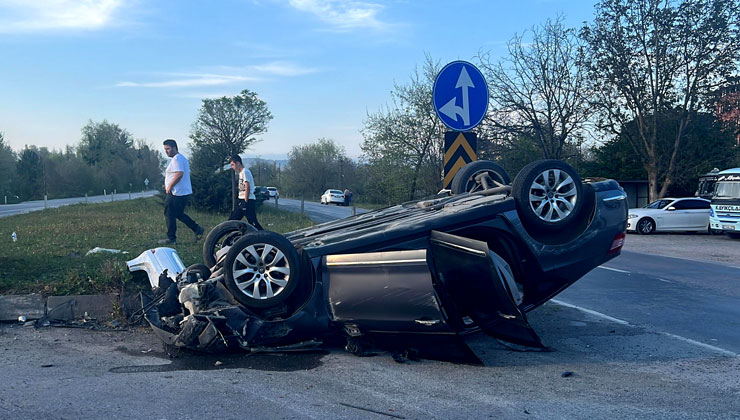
[0,196,314,296]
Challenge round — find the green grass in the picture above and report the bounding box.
[0,196,314,295]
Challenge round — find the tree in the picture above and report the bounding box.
[362,55,448,203]
[14,146,43,200]
[586,110,738,195]
[0,132,16,200]
[78,120,135,167]
[283,139,350,198]
[478,17,592,160]
[582,0,740,200]
[190,89,273,210]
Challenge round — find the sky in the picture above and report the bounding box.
[0,0,596,160]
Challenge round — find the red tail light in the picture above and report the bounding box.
[608,232,626,254]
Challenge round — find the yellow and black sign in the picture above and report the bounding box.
[443,131,477,189]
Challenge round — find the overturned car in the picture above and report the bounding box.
[127,159,628,358]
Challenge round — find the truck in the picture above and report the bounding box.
[708,168,740,238]
[695,168,720,200]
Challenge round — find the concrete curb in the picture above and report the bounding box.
[0,294,119,322]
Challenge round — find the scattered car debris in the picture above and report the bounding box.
[17,315,26,323]
[561,371,574,377]
[86,247,128,256]
[127,159,628,362]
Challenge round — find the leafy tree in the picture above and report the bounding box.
[584,110,738,195]
[190,89,273,210]
[14,146,44,200]
[362,55,448,203]
[0,132,17,200]
[78,120,135,167]
[478,17,591,160]
[582,0,740,200]
[283,139,351,199]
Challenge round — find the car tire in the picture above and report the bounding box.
[184,263,211,282]
[450,160,511,194]
[203,220,257,268]
[709,227,723,235]
[636,218,656,235]
[223,231,300,309]
[511,159,584,232]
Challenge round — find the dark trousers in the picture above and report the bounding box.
[164,194,200,241]
[229,199,263,230]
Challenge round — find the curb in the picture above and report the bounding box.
[0,294,119,322]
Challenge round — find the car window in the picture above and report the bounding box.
[330,190,343,194]
[671,200,690,210]
[644,199,672,209]
[684,199,710,209]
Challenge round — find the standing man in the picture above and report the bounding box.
[228,154,263,230]
[159,139,204,244]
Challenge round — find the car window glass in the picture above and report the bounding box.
[645,199,671,209]
[671,200,689,210]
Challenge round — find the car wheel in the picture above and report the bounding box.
[636,218,656,234]
[202,220,257,268]
[450,160,511,194]
[223,231,300,309]
[511,160,584,231]
[709,226,723,235]
[183,263,211,282]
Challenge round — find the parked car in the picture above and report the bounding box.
[253,186,270,202]
[128,159,627,360]
[321,189,345,205]
[627,197,710,234]
[266,187,279,199]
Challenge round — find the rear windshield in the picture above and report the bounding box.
[714,181,740,198]
[330,190,343,194]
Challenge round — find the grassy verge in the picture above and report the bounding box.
[0,196,314,295]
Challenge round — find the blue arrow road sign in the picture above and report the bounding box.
[433,61,489,131]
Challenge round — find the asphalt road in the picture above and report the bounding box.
[0,191,160,218]
[1,202,739,419]
[263,197,369,223]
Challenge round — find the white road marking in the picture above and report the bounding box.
[551,299,630,325]
[597,266,630,274]
[550,299,739,358]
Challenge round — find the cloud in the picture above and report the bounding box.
[287,0,389,31]
[115,62,318,89]
[0,0,123,33]
[116,74,259,88]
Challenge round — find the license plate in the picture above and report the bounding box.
[722,225,735,230]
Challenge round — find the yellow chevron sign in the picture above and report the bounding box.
[443,132,477,188]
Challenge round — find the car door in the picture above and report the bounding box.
[685,199,710,229]
[663,199,693,230]
[427,230,543,348]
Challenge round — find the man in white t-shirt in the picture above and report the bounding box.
[228,154,263,230]
[159,139,204,244]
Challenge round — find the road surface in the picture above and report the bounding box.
[0,191,159,219]
[1,201,739,419]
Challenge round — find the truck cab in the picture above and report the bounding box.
[696,168,720,200]
[709,168,740,239]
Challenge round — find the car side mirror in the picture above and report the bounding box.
[666,206,676,211]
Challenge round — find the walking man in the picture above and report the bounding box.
[159,139,204,244]
[228,154,263,230]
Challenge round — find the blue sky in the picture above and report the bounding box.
[0,0,596,159]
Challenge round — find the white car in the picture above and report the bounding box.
[266,187,279,199]
[627,197,710,234]
[320,189,345,205]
